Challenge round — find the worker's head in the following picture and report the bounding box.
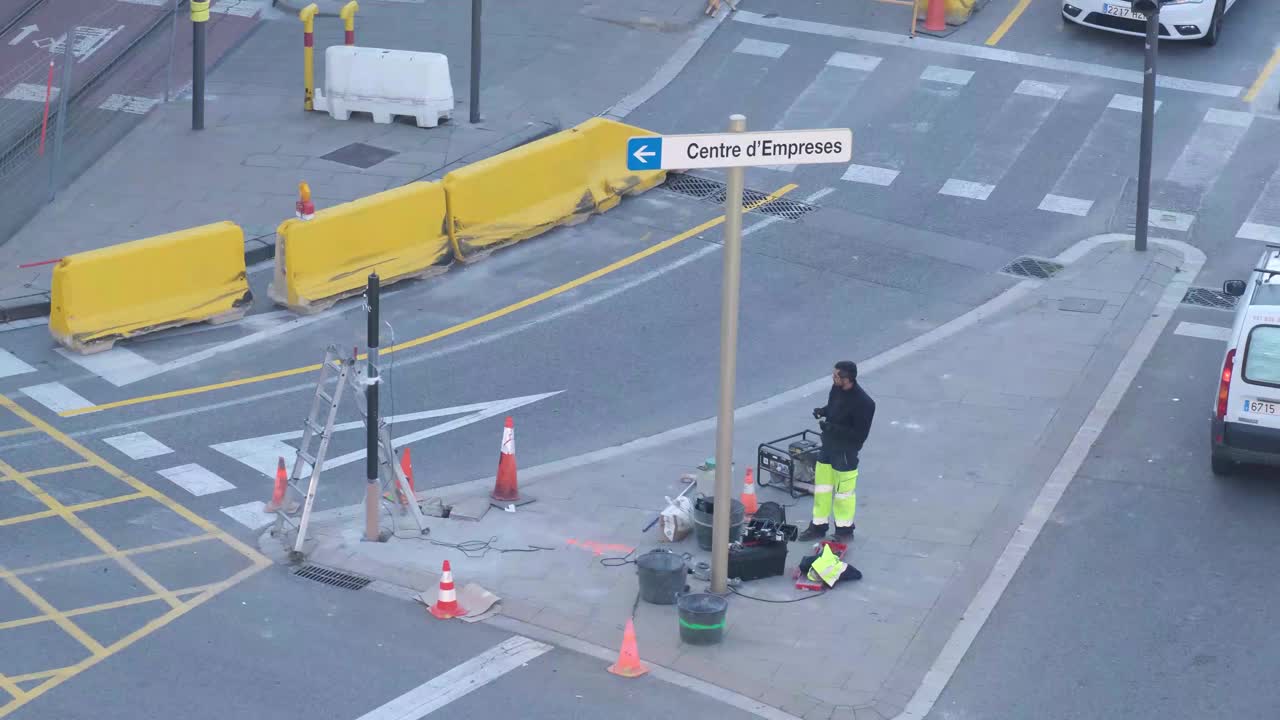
[832,361,857,390]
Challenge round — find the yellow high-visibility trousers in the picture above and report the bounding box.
[813,463,858,528]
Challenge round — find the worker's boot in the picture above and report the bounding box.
[798,522,829,541]
[834,524,854,541]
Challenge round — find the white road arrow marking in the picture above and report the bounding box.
[9,25,38,46]
[632,144,656,164]
[211,391,563,481]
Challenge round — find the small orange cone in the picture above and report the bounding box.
[924,0,946,32]
[265,456,290,512]
[490,416,534,508]
[394,448,416,507]
[428,560,466,619]
[607,618,648,678]
[741,467,758,516]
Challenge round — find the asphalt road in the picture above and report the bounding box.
[926,246,1280,719]
[1,1,1279,717]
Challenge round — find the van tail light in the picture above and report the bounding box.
[1217,348,1236,420]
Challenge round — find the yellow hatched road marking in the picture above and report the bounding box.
[0,674,24,702]
[26,461,96,478]
[57,183,800,418]
[985,0,1032,46]
[1244,47,1280,102]
[0,427,37,439]
[0,492,147,529]
[0,573,106,655]
[0,534,218,580]
[0,584,214,632]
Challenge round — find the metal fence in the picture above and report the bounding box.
[0,0,190,245]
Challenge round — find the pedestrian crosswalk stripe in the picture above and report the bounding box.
[0,348,36,379]
[827,51,882,71]
[1107,94,1160,113]
[157,464,236,496]
[1204,108,1253,128]
[56,346,160,387]
[104,432,173,460]
[20,382,93,413]
[1149,210,1196,233]
[769,51,880,173]
[939,179,995,200]
[1237,165,1280,243]
[1039,194,1093,217]
[220,501,274,530]
[733,38,789,58]
[920,65,974,86]
[1014,80,1068,100]
[1238,222,1280,243]
[842,164,899,186]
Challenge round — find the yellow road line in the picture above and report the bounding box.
[0,456,182,612]
[7,668,70,684]
[0,395,268,567]
[4,560,269,717]
[0,492,146,528]
[1244,47,1280,102]
[0,674,23,703]
[0,427,36,439]
[0,583,215,632]
[26,461,96,478]
[0,573,106,655]
[986,0,1032,46]
[60,184,800,418]
[0,534,217,580]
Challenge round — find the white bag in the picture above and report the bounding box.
[659,496,694,543]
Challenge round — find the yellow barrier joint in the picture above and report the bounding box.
[190,0,210,22]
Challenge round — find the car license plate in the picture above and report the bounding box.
[1103,3,1145,20]
[1244,399,1280,416]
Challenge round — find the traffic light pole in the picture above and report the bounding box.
[1134,0,1161,253]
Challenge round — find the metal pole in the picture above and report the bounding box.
[1134,5,1159,253]
[365,273,381,542]
[469,0,482,123]
[192,0,209,130]
[710,114,747,595]
[49,29,76,202]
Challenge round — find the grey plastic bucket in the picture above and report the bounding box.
[692,498,745,552]
[677,592,727,645]
[635,550,688,605]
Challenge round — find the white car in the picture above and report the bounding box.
[1061,0,1237,46]
[1211,246,1280,475]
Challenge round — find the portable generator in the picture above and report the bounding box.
[756,430,821,498]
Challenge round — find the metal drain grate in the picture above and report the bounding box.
[664,174,726,200]
[662,174,818,220]
[294,564,372,590]
[1182,287,1238,311]
[1000,257,1066,280]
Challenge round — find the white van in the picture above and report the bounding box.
[1211,245,1280,475]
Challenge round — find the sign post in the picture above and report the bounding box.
[1132,0,1163,253]
[628,120,852,595]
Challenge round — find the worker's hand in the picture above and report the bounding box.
[812,407,825,419]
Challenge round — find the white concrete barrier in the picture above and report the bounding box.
[314,46,453,128]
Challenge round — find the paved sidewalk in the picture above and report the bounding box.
[263,234,1203,720]
[0,0,720,313]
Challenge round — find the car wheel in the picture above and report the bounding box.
[1211,452,1233,476]
[1201,1,1223,46]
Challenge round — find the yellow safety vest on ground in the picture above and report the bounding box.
[807,544,847,588]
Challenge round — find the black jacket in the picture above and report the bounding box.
[817,383,875,472]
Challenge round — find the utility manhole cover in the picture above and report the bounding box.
[294,564,372,590]
[1001,256,1066,280]
[1181,287,1237,311]
[321,142,398,169]
[1058,297,1105,314]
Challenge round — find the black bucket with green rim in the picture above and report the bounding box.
[676,592,727,645]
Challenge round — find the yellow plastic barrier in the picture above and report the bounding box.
[573,117,668,210]
[270,180,453,313]
[444,129,599,262]
[50,221,252,354]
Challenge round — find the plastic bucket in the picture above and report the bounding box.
[635,550,688,605]
[677,592,727,645]
[692,498,745,552]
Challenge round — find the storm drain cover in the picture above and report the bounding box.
[294,564,372,590]
[321,142,398,169]
[663,173,725,200]
[1001,256,1066,280]
[1059,296,1105,314]
[1181,287,1238,311]
[661,174,818,221]
[757,197,818,220]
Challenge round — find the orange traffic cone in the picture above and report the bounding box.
[741,467,758,516]
[607,618,649,678]
[265,456,291,512]
[924,0,946,32]
[393,448,416,507]
[490,416,534,508]
[428,560,466,619]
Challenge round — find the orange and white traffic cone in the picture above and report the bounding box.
[490,416,534,508]
[264,456,292,512]
[924,0,946,32]
[607,618,649,678]
[741,467,758,516]
[428,560,467,619]
[394,447,416,507]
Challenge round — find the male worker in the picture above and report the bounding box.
[799,360,875,541]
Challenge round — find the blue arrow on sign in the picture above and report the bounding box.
[627,137,662,171]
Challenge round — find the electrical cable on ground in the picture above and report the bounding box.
[380,497,554,559]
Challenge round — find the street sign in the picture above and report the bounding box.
[626,128,852,171]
